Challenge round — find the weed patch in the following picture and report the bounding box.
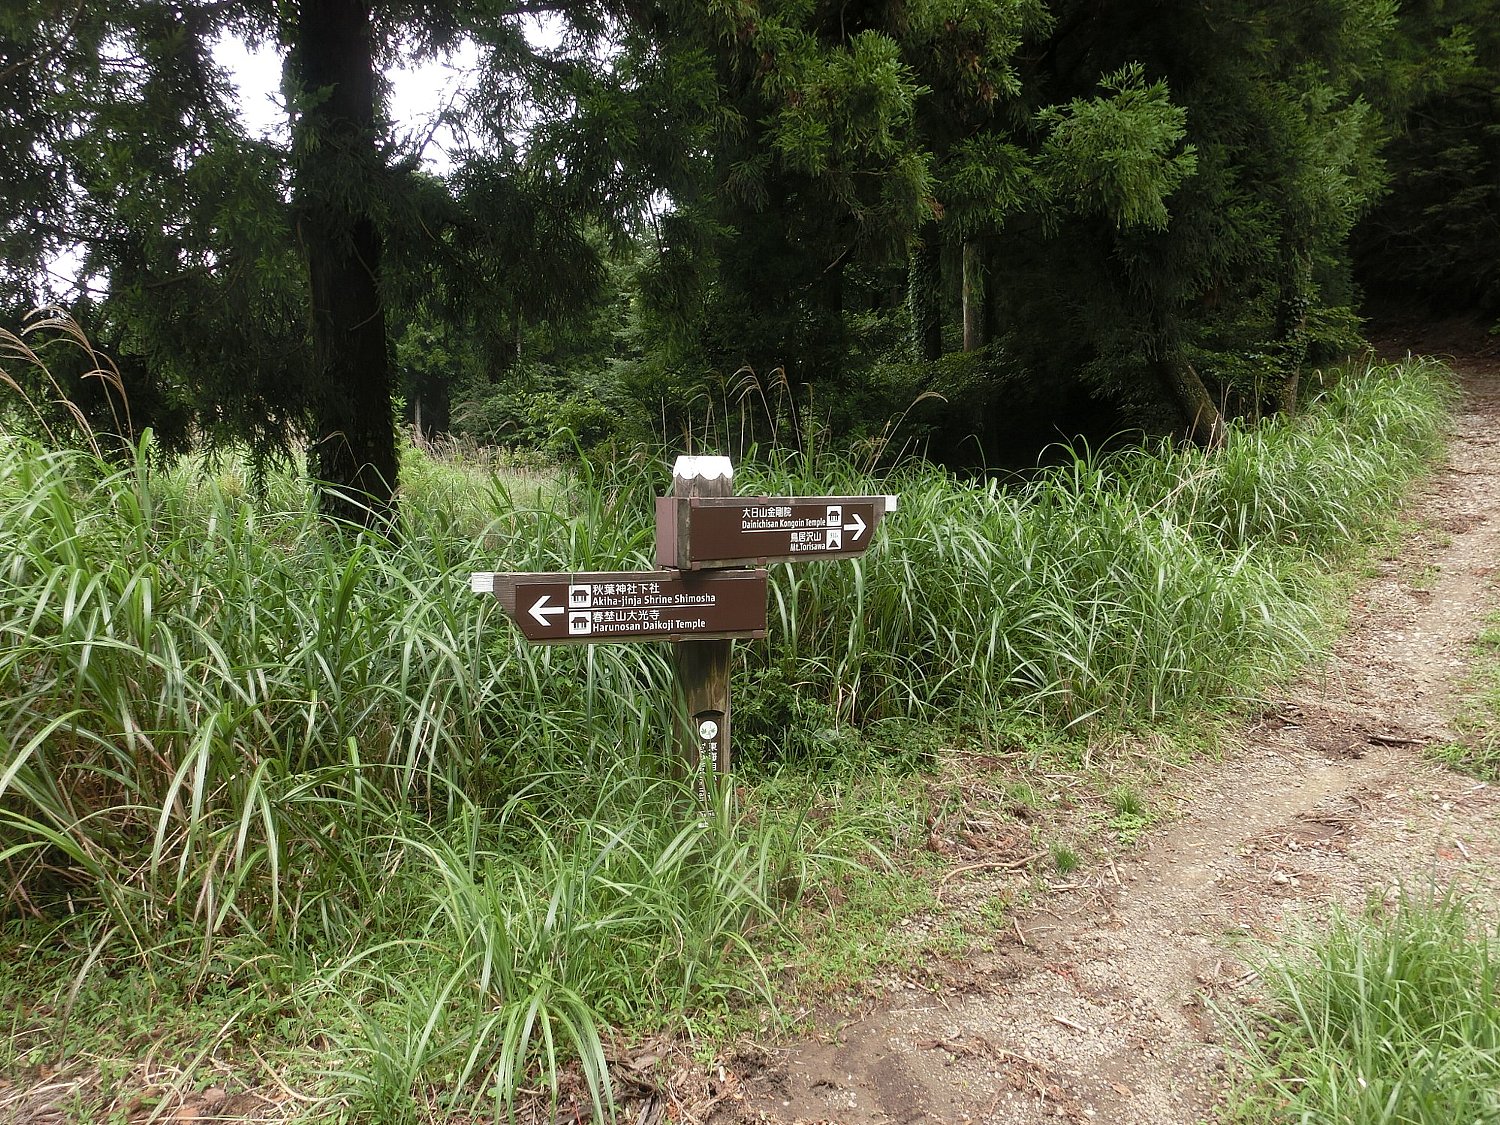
[1450,612,1500,782]
[1225,890,1500,1124]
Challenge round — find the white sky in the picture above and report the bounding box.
[211,34,482,172]
[46,24,566,298]
[46,37,479,296]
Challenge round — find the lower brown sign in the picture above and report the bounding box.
[472,568,768,644]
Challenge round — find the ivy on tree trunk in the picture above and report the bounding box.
[1274,239,1313,417]
[1151,313,1225,448]
[962,240,984,353]
[908,224,942,362]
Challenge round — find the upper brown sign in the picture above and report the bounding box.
[656,495,897,570]
[472,568,768,644]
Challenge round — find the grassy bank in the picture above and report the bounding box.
[0,355,1454,1119]
[1226,892,1500,1124]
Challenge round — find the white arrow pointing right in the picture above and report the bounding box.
[529,595,565,627]
[843,511,867,540]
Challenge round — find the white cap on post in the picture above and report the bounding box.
[672,455,734,482]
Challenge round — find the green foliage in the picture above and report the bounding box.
[9,0,1481,487]
[1445,612,1500,783]
[0,352,1452,1110]
[1111,357,1455,556]
[4,0,1490,499]
[722,359,1448,735]
[1226,890,1500,1124]
[611,0,1041,412]
[1037,64,1198,232]
[1,2,656,504]
[451,362,646,461]
[977,0,1439,441]
[735,660,862,767]
[319,771,781,1121]
[1050,841,1081,874]
[0,4,311,463]
[1354,6,1500,319]
[1105,784,1152,842]
[745,761,940,995]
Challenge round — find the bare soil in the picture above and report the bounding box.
[704,334,1500,1125]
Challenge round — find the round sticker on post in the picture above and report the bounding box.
[698,719,719,741]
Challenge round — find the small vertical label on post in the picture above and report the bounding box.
[693,710,723,811]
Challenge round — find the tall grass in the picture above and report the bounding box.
[1226,891,1500,1124]
[0,440,649,940]
[738,358,1453,731]
[319,768,788,1122]
[0,418,805,1115]
[0,336,1454,1113]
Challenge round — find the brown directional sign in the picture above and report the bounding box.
[471,568,768,644]
[656,495,897,570]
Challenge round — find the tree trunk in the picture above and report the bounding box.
[1146,307,1225,447]
[1278,359,1301,418]
[962,240,984,352]
[1156,348,1226,448]
[799,252,847,400]
[290,0,396,526]
[425,375,450,439]
[1273,242,1312,416]
[908,224,942,361]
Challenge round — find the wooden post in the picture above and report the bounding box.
[670,455,735,803]
[477,456,894,806]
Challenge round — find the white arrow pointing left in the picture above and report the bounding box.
[529,595,566,627]
[843,512,867,540]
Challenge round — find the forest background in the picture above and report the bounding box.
[4,0,1498,516]
[6,4,1500,1120]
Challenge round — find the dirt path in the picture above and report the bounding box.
[713,344,1500,1125]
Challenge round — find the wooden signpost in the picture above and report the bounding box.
[473,568,768,643]
[655,494,897,570]
[472,455,895,798]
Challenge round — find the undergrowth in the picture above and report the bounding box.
[1225,890,1500,1125]
[1446,613,1500,782]
[0,318,1456,1120]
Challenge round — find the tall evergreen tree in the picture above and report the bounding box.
[1354,4,1498,321]
[0,2,311,460]
[986,0,1406,444]
[603,0,948,400]
[1,1,627,519]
